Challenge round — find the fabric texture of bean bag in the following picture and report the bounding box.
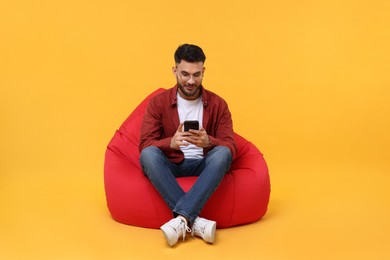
[104,88,271,228]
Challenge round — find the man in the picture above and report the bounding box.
[139,44,237,247]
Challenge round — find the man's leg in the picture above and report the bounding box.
[139,146,184,211]
[140,146,192,246]
[140,145,232,246]
[173,146,232,224]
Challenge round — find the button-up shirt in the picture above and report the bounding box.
[139,85,237,163]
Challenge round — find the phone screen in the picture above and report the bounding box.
[184,120,199,131]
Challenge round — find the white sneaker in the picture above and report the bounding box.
[191,217,217,243]
[160,216,191,247]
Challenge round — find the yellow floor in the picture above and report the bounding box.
[1,158,389,259]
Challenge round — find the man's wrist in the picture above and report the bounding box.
[205,136,211,148]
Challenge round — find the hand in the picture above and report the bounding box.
[186,127,211,148]
[170,124,211,150]
[170,123,193,150]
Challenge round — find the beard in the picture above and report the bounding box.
[177,79,202,99]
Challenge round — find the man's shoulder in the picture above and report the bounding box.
[203,87,227,104]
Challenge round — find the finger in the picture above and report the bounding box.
[193,128,206,136]
[199,127,207,134]
[177,123,184,132]
[181,131,193,137]
[183,136,196,144]
[178,141,189,146]
[189,129,200,135]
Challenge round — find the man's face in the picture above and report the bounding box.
[173,60,205,100]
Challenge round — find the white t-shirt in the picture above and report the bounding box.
[177,93,204,159]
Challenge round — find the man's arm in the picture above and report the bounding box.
[139,97,172,152]
[207,104,237,159]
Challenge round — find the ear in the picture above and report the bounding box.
[172,66,177,75]
[202,67,206,74]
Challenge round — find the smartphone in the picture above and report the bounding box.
[184,120,199,131]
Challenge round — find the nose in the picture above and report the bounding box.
[187,76,195,84]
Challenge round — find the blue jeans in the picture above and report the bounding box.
[140,146,232,224]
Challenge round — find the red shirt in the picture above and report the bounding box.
[139,85,237,163]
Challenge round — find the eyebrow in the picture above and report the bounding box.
[180,70,202,75]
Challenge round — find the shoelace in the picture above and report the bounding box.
[178,220,191,241]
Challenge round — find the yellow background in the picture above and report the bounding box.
[1,0,389,259]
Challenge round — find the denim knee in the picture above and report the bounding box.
[208,146,232,163]
[139,146,162,169]
[140,145,159,158]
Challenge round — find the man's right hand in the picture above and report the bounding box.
[170,123,192,150]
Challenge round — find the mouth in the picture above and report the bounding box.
[184,85,195,92]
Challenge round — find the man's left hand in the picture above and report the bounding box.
[186,128,211,148]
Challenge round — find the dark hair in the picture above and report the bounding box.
[174,44,206,64]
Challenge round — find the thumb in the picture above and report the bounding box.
[177,122,184,132]
[199,127,207,133]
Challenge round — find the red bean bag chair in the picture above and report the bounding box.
[104,88,271,229]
